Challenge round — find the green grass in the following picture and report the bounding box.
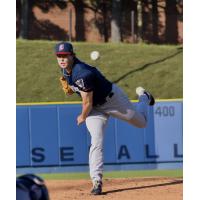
[38,169,182,180]
[16,39,183,103]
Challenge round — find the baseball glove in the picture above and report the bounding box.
[59,76,74,95]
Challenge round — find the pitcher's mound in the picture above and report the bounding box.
[46,177,183,200]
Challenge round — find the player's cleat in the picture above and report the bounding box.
[136,87,155,106]
[91,180,102,195]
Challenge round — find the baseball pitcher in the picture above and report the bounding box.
[55,42,155,195]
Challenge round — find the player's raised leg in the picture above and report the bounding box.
[97,84,155,128]
[124,86,155,127]
[131,86,155,124]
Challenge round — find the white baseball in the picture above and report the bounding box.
[90,51,100,60]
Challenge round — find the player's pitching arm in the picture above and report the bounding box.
[77,91,93,125]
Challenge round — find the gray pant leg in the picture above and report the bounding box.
[97,84,148,128]
[127,94,149,128]
[86,110,108,184]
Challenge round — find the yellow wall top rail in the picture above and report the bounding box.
[16,98,183,106]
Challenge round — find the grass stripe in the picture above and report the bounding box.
[38,169,183,180]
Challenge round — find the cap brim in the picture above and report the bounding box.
[56,52,72,55]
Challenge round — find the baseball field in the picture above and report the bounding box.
[17,40,183,199]
[39,169,183,200]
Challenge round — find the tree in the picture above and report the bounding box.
[137,0,143,42]
[152,0,158,43]
[111,0,121,42]
[70,0,86,41]
[87,0,111,42]
[165,0,178,44]
[101,0,109,42]
[19,0,29,39]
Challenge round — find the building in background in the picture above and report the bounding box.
[16,0,183,44]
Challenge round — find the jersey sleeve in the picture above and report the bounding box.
[75,71,95,92]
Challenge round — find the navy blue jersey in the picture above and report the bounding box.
[61,58,112,106]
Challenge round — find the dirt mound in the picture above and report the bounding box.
[46,177,183,200]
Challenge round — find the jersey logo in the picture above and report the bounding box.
[70,85,80,93]
[75,79,85,89]
[59,44,64,51]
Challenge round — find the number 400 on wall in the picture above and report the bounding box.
[154,106,175,117]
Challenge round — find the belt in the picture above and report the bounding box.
[96,91,114,106]
[107,91,114,98]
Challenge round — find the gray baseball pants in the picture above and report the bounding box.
[85,84,149,185]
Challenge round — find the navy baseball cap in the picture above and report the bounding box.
[55,42,74,55]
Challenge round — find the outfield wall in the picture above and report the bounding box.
[16,100,183,173]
